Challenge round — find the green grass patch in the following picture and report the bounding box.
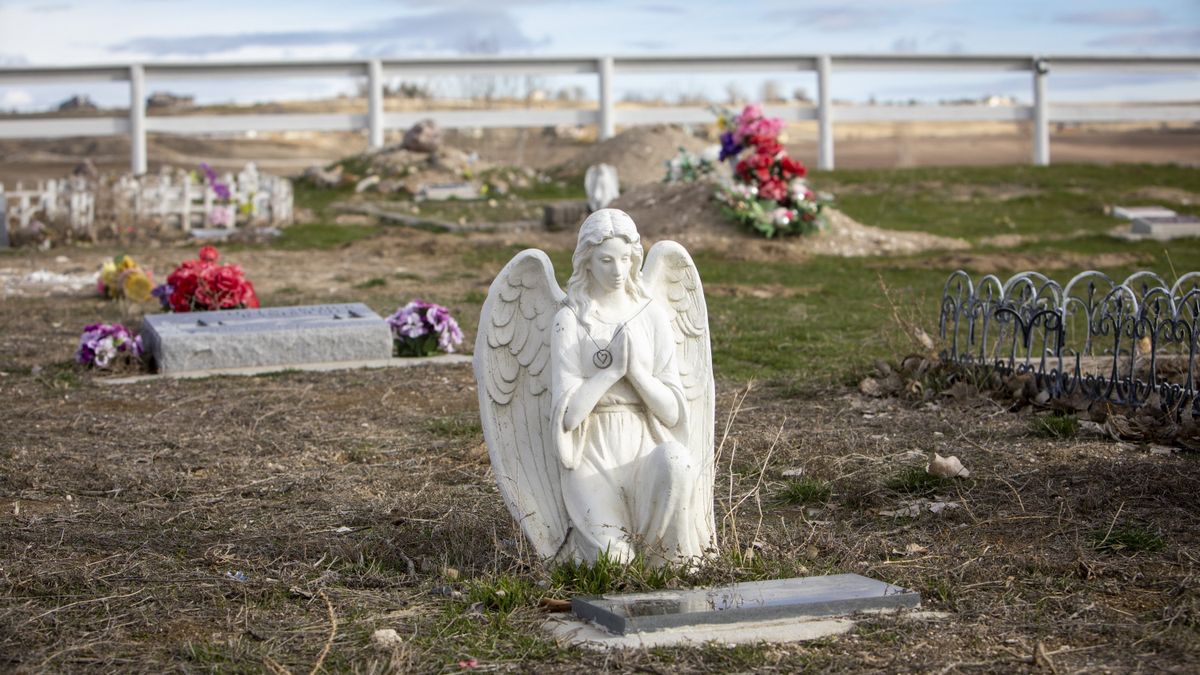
[550,551,689,595]
[274,223,382,250]
[1029,414,1080,439]
[775,477,832,506]
[353,277,388,289]
[425,416,482,440]
[1091,523,1166,554]
[819,164,1200,243]
[464,575,542,616]
[885,465,958,498]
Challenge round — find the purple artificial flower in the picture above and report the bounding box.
[387,300,463,355]
[75,322,140,368]
[718,131,743,162]
[151,283,173,311]
[201,162,232,200]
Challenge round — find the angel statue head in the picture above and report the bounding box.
[566,208,649,318]
[475,210,716,567]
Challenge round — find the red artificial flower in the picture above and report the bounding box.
[748,136,782,158]
[759,178,787,202]
[198,245,220,263]
[780,156,808,179]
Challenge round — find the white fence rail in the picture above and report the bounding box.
[1,54,1197,173]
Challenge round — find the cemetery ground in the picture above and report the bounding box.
[2,164,1199,672]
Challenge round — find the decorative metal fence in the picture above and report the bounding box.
[939,270,1200,420]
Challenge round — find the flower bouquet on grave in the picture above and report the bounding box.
[75,323,143,369]
[152,245,260,312]
[97,254,154,303]
[387,300,464,357]
[199,162,236,228]
[663,146,718,184]
[711,103,827,238]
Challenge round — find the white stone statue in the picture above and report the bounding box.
[475,208,715,567]
[584,163,620,211]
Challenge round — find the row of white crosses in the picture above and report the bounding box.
[1,163,293,236]
[0,177,95,234]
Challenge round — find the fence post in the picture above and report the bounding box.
[817,55,834,171]
[1032,57,1049,166]
[368,59,384,150]
[129,64,147,175]
[597,56,615,140]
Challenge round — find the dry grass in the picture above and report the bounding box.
[2,350,1197,671]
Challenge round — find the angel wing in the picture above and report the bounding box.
[642,241,716,537]
[474,250,569,560]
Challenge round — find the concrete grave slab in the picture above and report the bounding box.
[1130,215,1200,240]
[419,182,479,201]
[572,573,920,636]
[141,303,393,375]
[1112,205,1177,220]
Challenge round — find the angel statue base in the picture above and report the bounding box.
[475,209,716,568]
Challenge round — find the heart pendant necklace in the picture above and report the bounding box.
[566,300,651,370]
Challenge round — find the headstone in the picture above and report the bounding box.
[1130,215,1200,240]
[141,303,393,375]
[419,182,479,201]
[542,200,590,231]
[585,163,620,211]
[572,574,920,635]
[1112,205,1176,220]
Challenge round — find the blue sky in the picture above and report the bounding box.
[1,0,1197,110]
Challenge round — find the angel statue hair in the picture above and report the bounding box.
[475,208,715,567]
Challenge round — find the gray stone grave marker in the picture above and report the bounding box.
[1112,205,1176,220]
[419,182,480,201]
[141,303,393,375]
[572,573,919,635]
[1131,215,1200,240]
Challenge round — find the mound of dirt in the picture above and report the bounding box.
[558,125,713,187]
[610,181,970,260]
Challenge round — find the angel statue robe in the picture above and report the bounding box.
[550,301,709,565]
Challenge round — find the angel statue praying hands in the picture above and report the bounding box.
[475,208,715,567]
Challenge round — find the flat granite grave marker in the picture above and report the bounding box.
[141,303,393,375]
[572,573,920,635]
[1112,205,1176,220]
[1131,214,1200,240]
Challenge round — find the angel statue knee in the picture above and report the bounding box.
[475,208,715,567]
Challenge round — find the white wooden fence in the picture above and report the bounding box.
[0,54,1198,173]
[0,163,292,239]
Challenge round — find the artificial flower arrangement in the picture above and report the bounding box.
[663,146,718,184]
[199,162,236,227]
[75,323,142,369]
[97,254,154,303]
[152,245,260,313]
[387,300,464,357]
[712,104,827,238]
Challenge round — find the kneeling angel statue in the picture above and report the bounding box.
[475,208,715,566]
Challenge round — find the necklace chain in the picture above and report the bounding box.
[563,299,651,369]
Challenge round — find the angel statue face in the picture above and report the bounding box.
[566,209,647,313]
[588,237,633,294]
[475,208,716,567]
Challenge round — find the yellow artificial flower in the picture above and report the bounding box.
[118,255,138,271]
[100,260,119,293]
[123,270,154,303]
[716,115,728,130]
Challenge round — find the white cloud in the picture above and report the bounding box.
[2,88,34,108]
